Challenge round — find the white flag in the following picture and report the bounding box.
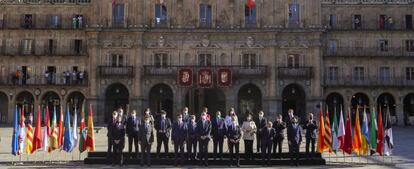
[71,108,78,152]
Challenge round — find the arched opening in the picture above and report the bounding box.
[0,92,8,124]
[185,88,226,118]
[403,93,414,126]
[149,83,173,119]
[282,84,306,122]
[66,91,85,115]
[41,91,61,121]
[238,84,262,119]
[377,93,396,123]
[16,91,34,117]
[350,92,370,126]
[326,92,344,120]
[105,83,129,123]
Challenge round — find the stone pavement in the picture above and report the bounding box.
[0,126,413,168]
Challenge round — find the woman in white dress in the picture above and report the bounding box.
[241,114,257,160]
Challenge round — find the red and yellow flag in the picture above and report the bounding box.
[48,107,59,152]
[57,106,64,148]
[25,112,34,154]
[324,108,332,153]
[317,108,326,153]
[352,106,362,155]
[85,104,95,151]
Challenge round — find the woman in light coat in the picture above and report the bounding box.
[241,114,257,160]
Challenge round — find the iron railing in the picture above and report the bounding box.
[324,75,414,86]
[323,47,414,57]
[98,66,134,77]
[0,75,88,86]
[143,65,268,77]
[278,67,313,79]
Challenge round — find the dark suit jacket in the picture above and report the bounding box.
[172,121,188,144]
[107,117,117,137]
[303,120,318,139]
[260,128,276,145]
[211,117,227,138]
[126,116,140,137]
[288,123,303,145]
[187,121,198,141]
[226,124,242,141]
[154,117,172,137]
[273,121,287,140]
[113,122,126,141]
[197,119,211,141]
[140,122,154,144]
[255,117,267,136]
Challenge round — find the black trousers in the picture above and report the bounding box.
[228,141,240,166]
[198,139,209,165]
[156,134,169,156]
[140,143,152,166]
[112,140,124,165]
[256,133,262,153]
[107,136,113,158]
[244,140,254,160]
[213,136,224,159]
[174,143,185,165]
[128,135,139,158]
[187,138,197,160]
[290,143,300,164]
[261,142,272,165]
[305,137,316,156]
[273,138,283,155]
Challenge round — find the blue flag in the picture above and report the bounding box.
[11,105,19,156]
[62,107,73,152]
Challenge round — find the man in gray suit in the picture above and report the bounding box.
[140,115,154,167]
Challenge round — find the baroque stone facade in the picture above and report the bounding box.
[0,0,414,126]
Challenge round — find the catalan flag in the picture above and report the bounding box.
[25,112,34,154]
[324,107,332,153]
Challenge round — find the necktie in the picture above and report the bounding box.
[161,119,165,130]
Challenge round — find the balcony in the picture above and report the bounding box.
[245,19,257,28]
[199,19,212,28]
[0,45,87,56]
[98,66,134,77]
[324,76,414,87]
[0,0,91,4]
[323,47,414,58]
[321,0,414,4]
[153,18,168,28]
[0,75,88,86]
[143,65,268,78]
[278,67,313,79]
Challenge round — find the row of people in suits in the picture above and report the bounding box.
[107,107,318,167]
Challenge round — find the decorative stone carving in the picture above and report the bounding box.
[246,36,254,47]
[102,35,133,49]
[147,36,175,49]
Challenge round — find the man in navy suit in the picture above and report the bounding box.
[197,113,211,166]
[187,115,198,160]
[211,111,227,160]
[255,111,267,153]
[288,116,303,166]
[154,110,172,159]
[261,121,276,167]
[112,116,126,166]
[107,111,118,160]
[140,115,154,167]
[303,113,318,158]
[126,110,140,159]
[172,113,188,166]
[227,115,242,167]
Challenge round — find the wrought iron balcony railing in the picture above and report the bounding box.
[98,66,134,77]
[324,75,414,87]
[323,47,414,58]
[278,67,313,79]
[143,65,268,77]
[0,75,88,86]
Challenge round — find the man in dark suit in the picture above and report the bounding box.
[187,115,198,160]
[154,110,172,159]
[286,109,295,153]
[126,110,140,159]
[112,116,126,166]
[288,116,303,166]
[261,121,275,167]
[107,111,118,160]
[182,107,190,123]
[227,115,242,167]
[303,113,318,158]
[255,111,267,153]
[172,113,188,166]
[211,111,227,160]
[140,115,154,167]
[273,114,286,158]
[197,113,211,167]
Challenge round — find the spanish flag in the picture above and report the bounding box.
[317,107,325,153]
[85,104,95,151]
[352,106,362,155]
[25,112,34,154]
